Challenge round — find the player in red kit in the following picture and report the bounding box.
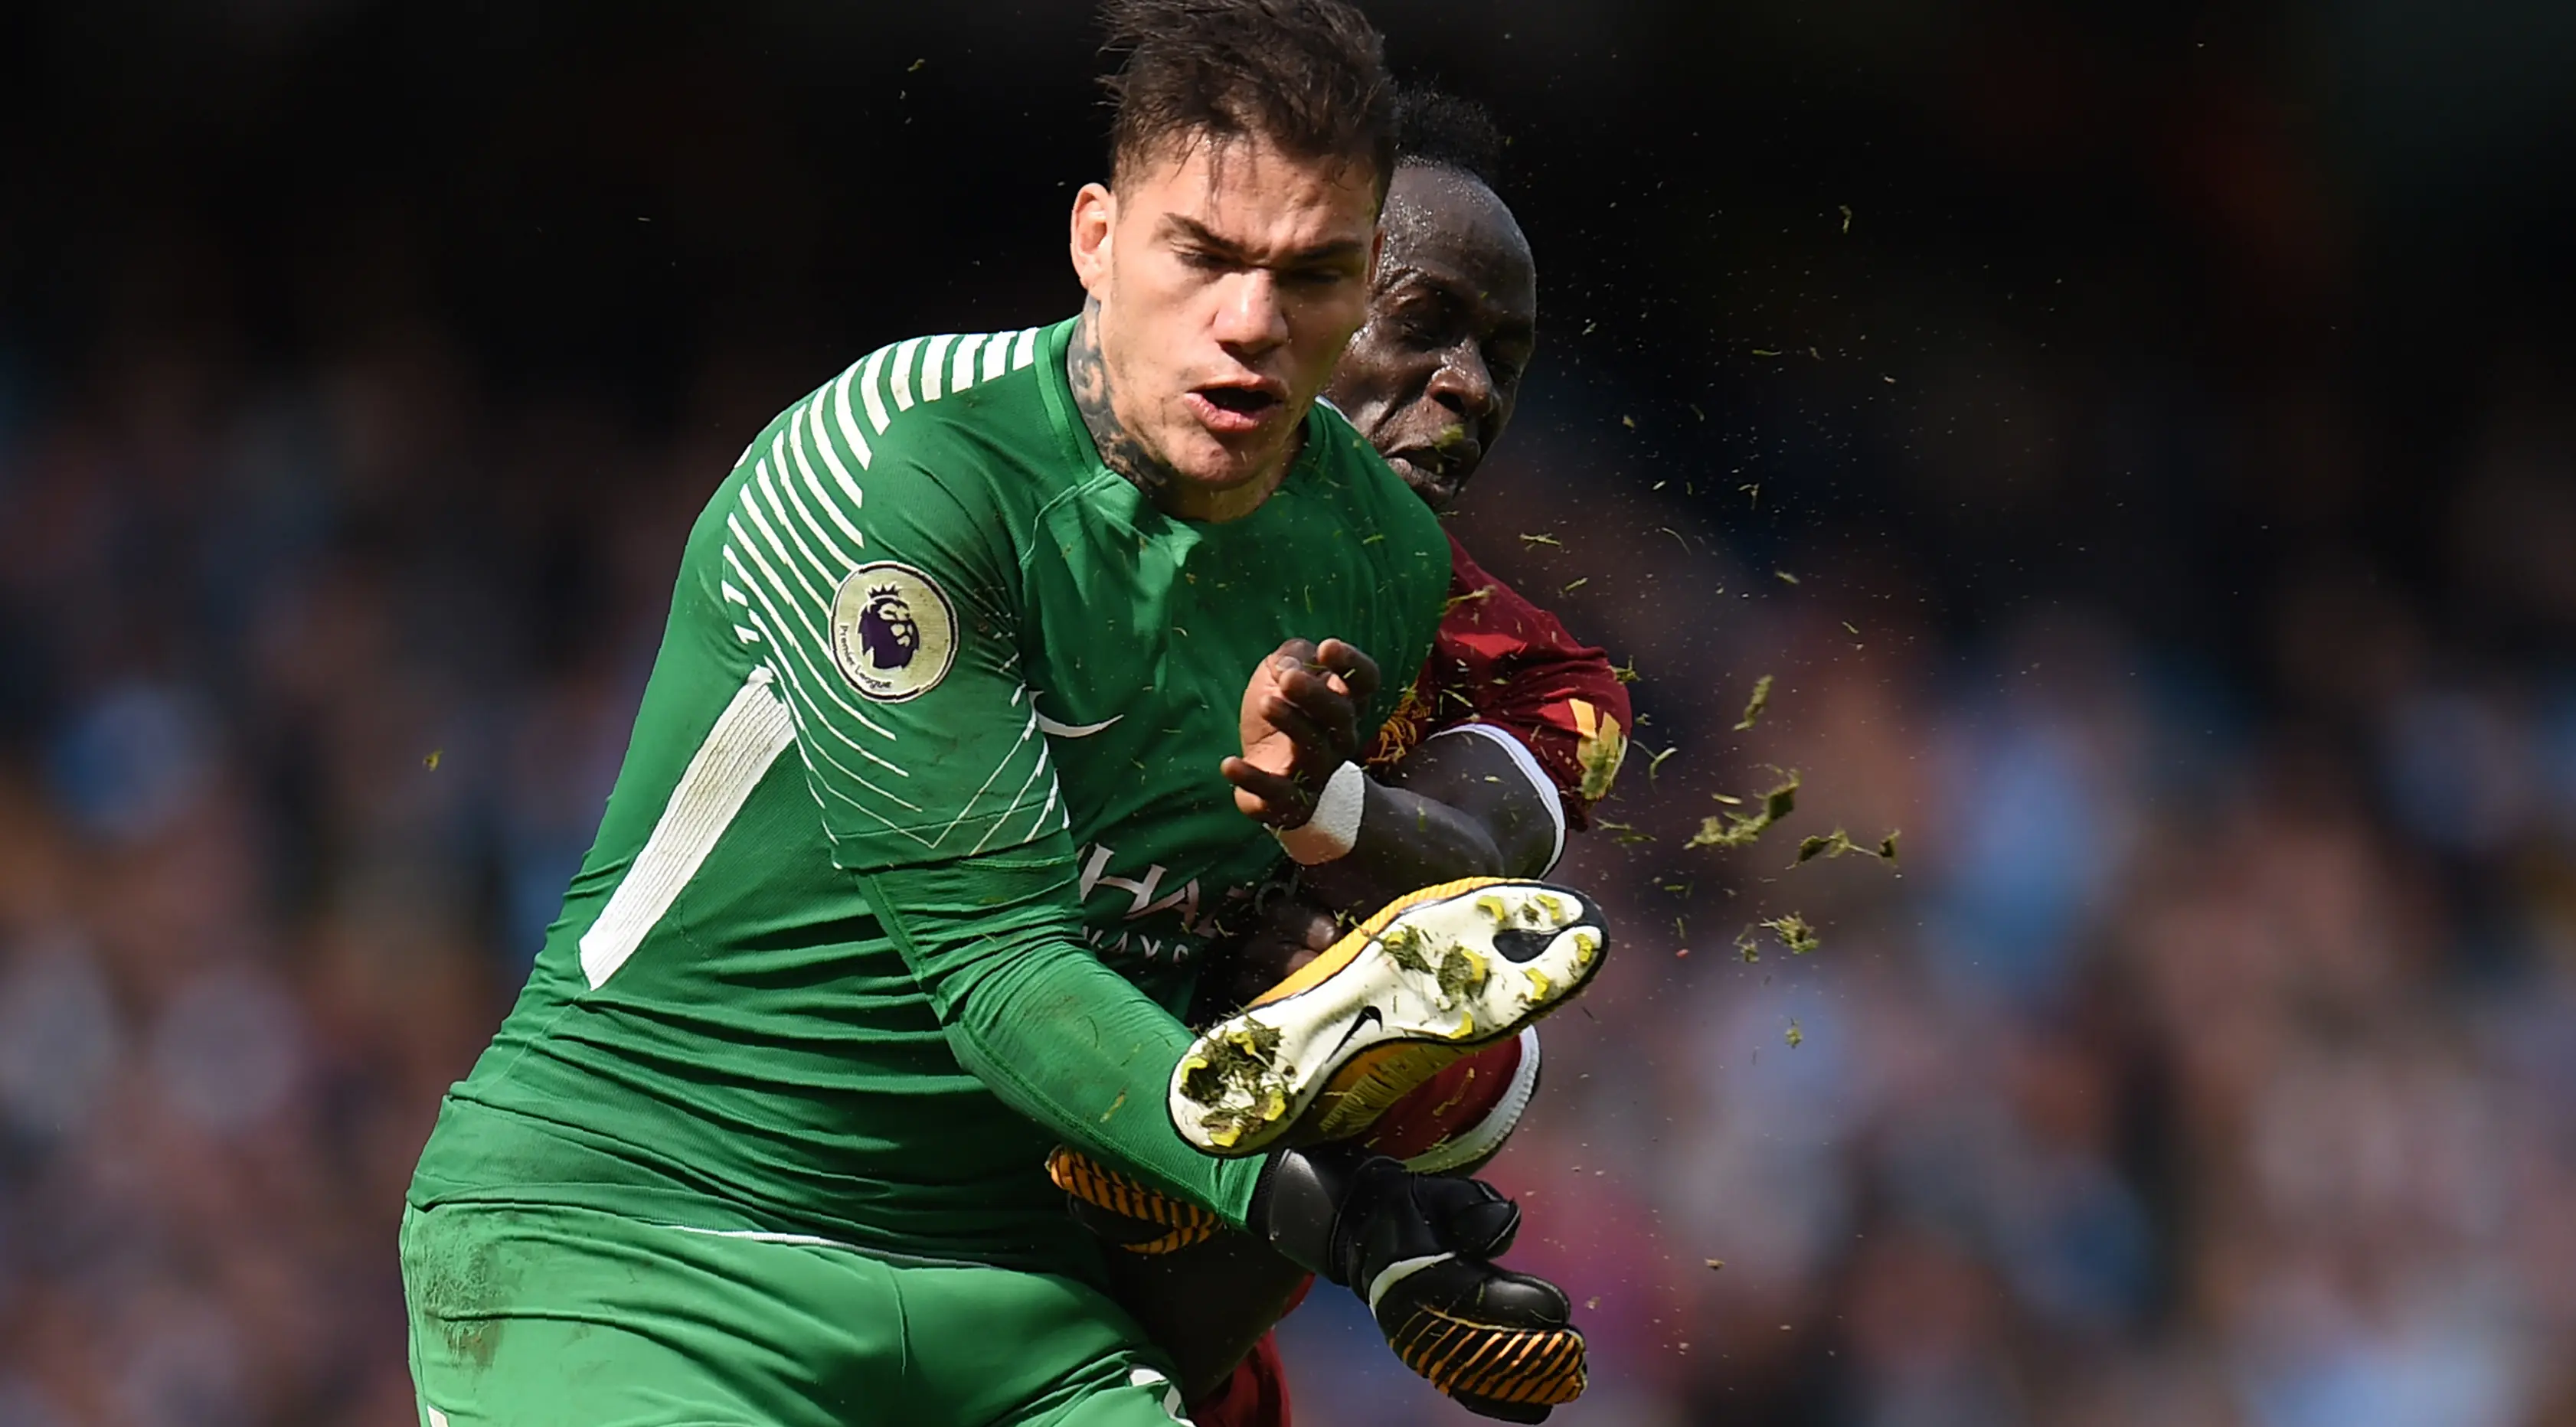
[1051,87,1633,1425]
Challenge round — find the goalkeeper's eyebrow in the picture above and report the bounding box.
[1159,215,1368,274]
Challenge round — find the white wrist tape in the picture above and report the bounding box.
[1275,760,1367,864]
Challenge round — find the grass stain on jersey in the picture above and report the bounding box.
[406,1220,515,1370]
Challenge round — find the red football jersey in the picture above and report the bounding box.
[1196,537,1625,1427]
[1365,533,1633,834]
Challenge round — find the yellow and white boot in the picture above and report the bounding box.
[1169,877,1609,1156]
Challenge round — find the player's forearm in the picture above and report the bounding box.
[943,950,1262,1223]
[858,849,1263,1226]
[1329,779,1512,889]
[1300,732,1560,905]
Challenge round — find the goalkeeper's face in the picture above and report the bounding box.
[1071,134,1381,500]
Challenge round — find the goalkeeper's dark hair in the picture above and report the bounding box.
[1098,0,1397,198]
[1393,83,1507,190]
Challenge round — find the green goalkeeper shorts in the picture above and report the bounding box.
[399,1201,1193,1427]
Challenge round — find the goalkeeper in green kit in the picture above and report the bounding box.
[400,2,1610,1424]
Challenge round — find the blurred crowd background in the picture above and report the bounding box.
[4,2,2574,1425]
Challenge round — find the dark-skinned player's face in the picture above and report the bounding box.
[1326,163,1537,510]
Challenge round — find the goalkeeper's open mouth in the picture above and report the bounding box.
[1186,380,1289,436]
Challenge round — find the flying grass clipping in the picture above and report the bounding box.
[1686,769,1800,850]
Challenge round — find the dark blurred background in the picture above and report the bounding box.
[5,2,2576,1424]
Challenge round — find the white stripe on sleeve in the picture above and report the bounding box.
[890,337,923,410]
[920,333,956,401]
[861,346,893,433]
[579,671,796,988]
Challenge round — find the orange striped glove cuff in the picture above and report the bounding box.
[1045,1146,1224,1255]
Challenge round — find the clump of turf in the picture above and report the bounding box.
[1733,674,1773,731]
[1793,827,1900,867]
[1686,769,1801,850]
[1761,913,1820,955]
[1379,922,1432,975]
[1435,945,1488,1005]
[1179,1022,1283,1109]
[1378,924,1488,1008]
[1199,1102,1274,1145]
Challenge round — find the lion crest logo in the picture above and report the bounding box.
[830,562,956,701]
[856,586,920,671]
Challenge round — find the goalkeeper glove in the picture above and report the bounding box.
[1253,1146,1586,1422]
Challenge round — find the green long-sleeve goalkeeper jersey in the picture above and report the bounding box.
[407,318,1449,1277]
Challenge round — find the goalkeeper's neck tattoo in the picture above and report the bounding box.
[1067,299,1182,501]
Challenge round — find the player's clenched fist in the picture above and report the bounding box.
[1222,637,1381,827]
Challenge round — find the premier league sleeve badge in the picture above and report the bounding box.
[830,561,960,701]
